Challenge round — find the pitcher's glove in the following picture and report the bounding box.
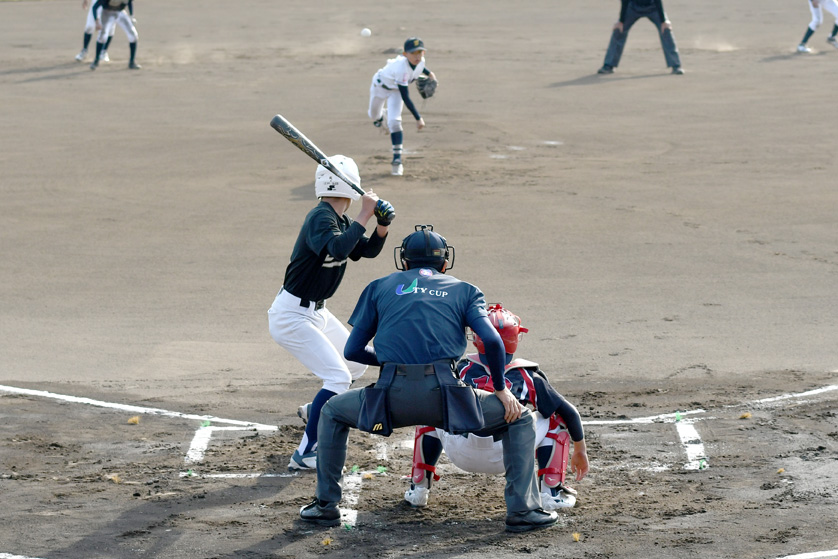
[416,76,438,99]
[374,199,396,226]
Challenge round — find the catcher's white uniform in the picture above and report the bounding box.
[429,410,554,475]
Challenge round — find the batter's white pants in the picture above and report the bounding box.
[368,75,404,133]
[809,0,838,30]
[268,288,366,394]
[433,412,553,475]
[97,8,137,44]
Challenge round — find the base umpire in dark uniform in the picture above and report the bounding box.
[299,225,558,533]
[598,0,684,75]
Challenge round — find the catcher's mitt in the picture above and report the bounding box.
[416,76,438,99]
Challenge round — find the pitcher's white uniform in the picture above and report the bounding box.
[368,54,426,135]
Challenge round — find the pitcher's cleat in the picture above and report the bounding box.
[391,157,403,176]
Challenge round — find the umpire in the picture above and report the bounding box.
[597,0,684,75]
[299,225,558,533]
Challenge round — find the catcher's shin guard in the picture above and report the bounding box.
[538,417,570,489]
[406,426,441,507]
[411,426,441,486]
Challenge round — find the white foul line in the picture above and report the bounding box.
[775,551,838,559]
[0,385,277,431]
[583,409,706,426]
[0,554,48,559]
[751,385,838,405]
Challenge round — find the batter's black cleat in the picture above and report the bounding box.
[300,498,341,527]
[597,65,613,74]
[505,508,559,533]
[128,61,142,70]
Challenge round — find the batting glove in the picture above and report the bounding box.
[374,199,395,226]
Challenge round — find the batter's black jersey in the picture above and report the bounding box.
[282,201,385,302]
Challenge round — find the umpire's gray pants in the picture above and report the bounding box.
[603,5,681,69]
[316,372,542,514]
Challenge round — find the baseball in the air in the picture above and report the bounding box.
[361,28,372,37]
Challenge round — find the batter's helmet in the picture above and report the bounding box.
[395,224,455,271]
[315,155,361,201]
[472,304,528,355]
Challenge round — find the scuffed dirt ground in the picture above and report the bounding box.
[2,372,836,558]
[2,0,837,557]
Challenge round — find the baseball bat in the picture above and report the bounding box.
[269,114,365,196]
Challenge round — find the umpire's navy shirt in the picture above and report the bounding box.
[348,267,487,365]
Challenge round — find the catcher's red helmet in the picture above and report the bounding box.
[471,304,528,354]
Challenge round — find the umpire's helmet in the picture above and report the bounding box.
[395,224,455,271]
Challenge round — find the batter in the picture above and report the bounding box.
[268,155,394,471]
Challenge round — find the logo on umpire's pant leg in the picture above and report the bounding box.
[373,423,383,432]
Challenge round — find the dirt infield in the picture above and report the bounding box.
[1,1,837,558]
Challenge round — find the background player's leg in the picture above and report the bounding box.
[117,13,141,69]
[822,0,838,45]
[602,11,639,71]
[649,11,682,71]
[800,4,822,52]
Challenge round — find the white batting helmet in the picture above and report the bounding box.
[314,155,361,201]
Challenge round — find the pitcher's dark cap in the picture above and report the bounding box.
[404,37,425,53]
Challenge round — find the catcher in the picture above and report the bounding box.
[405,304,589,510]
[367,37,438,176]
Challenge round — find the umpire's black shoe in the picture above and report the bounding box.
[300,498,341,527]
[505,508,559,533]
[597,65,614,74]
